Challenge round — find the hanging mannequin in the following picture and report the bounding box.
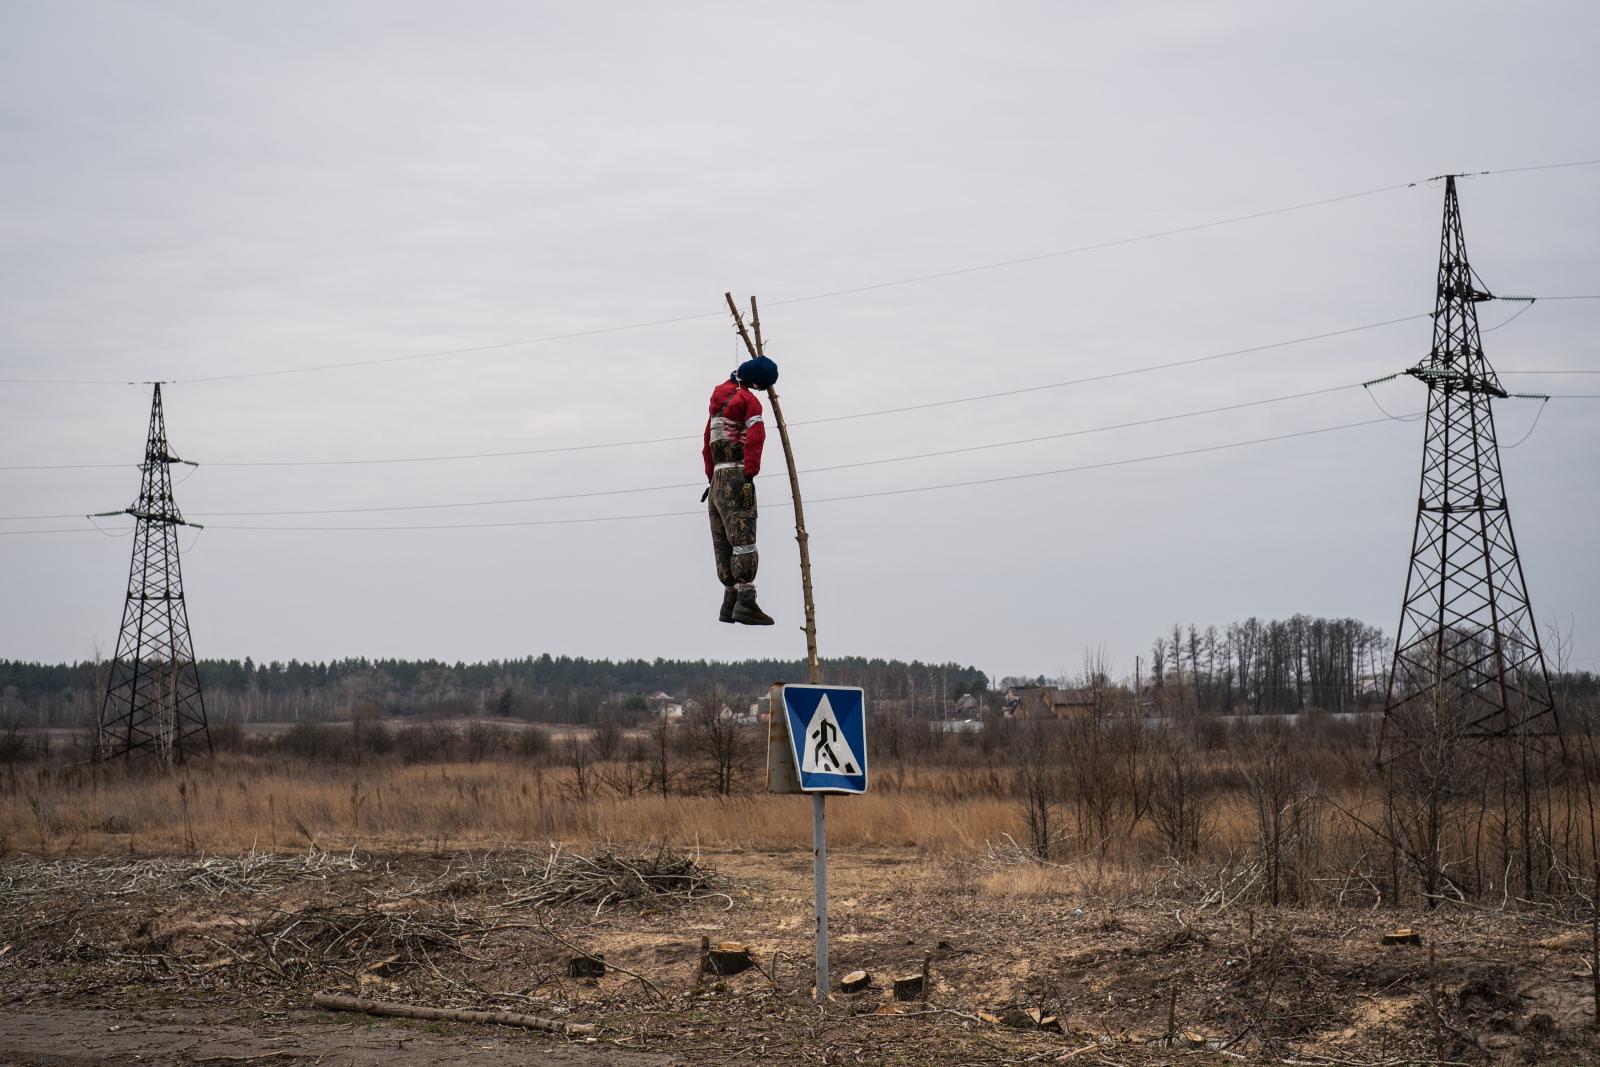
[702,355,779,625]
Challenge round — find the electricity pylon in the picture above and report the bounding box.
[1378,175,1558,764]
[96,383,211,762]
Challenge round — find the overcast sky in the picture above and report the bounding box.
[2,1,1597,683]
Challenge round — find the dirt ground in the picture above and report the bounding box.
[2,846,1597,1066]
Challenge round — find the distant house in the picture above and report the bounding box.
[1007,685,1099,721]
[953,693,983,716]
[646,691,675,709]
[1004,685,1051,719]
[1050,688,1098,717]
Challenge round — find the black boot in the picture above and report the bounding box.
[731,585,774,626]
[719,587,737,624]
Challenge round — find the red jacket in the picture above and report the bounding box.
[702,377,766,479]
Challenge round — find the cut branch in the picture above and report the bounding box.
[311,993,595,1036]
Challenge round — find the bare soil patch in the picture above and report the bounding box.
[2,846,1596,1065]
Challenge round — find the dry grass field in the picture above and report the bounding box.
[2,757,1025,856]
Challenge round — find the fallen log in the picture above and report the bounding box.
[312,993,596,1037]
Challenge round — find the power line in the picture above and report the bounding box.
[1501,398,1551,449]
[0,175,1449,388]
[795,315,1431,427]
[1483,301,1537,332]
[1480,159,1600,176]
[0,310,1434,472]
[205,417,1417,531]
[122,381,1378,520]
[18,382,1597,524]
[3,164,1598,389]
[0,526,123,537]
[174,311,723,385]
[3,415,1407,536]
[757,183,1417,309]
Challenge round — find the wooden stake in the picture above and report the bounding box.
[765,387,818,684]
[723,292,819,684]
[724,292,759,360]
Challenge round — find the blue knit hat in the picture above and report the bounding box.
[736,356,779,390]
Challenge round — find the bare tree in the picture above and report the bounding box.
[647,713,680,798]
[84,640,108,760]
[1012,723,1061,860]
[1062,714,1148,864]
[689,692,749,797]
[591,713,623,763]
[562,734,596,802]
[601,738,650,797]
[1080,645,1114,719]
[1242,722,1320,906]
[1147,725,1213,860]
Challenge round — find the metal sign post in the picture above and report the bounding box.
[813,792,828,1001]
[770,683,868,1002]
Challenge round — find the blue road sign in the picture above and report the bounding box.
[782,684,868,794]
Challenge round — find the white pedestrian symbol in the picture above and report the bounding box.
[800,694,860,776]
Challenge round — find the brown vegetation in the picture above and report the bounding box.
[5,711,1598,918]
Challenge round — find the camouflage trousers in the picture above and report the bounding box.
[708,465,758,587]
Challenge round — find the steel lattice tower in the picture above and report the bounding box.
[97,383,211,762]
[1378,175,1558,762]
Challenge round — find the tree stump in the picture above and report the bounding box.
[1382,928,1422,946]
[839,970,872,993]
[703,941,753,976]
[892,973,925,1001]
[567,955,605,979]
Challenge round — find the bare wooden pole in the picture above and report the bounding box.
[723,291,820,685]
[723,291,759,360]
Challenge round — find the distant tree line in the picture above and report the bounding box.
[1147,615,1391,714]
[0,654,988,728]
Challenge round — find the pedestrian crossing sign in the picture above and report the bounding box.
[781,684,868,794]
